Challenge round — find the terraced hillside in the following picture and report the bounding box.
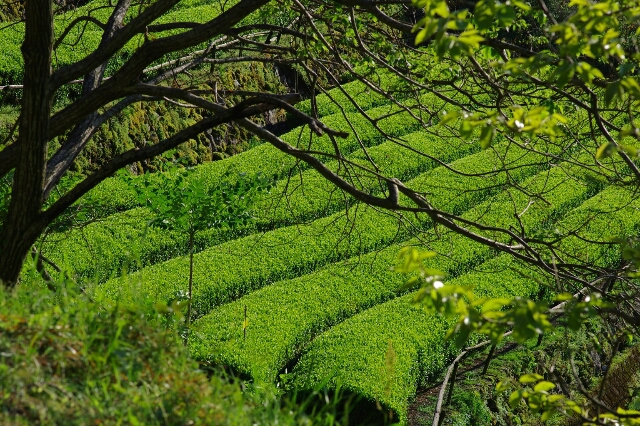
[39,77,637,424]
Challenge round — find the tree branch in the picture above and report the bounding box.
[40,97,293,226]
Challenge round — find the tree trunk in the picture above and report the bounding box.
[0,0,54,288]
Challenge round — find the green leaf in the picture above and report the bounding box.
[511,0,531,11]
[605,81,622,106]
[474,0,494,31]
[460,119,475,140]
[481,297,511,313]
[458,29,485,49]
[547,58,574,87]
[509,389,524,408]
[454,326,472,348]
[533,381,555,392]
[497,6,516,28]
[479,125,495,149]
[433,0,450,17]
[619,63,635,77]
[440,110,462,125]
[519,373,543,383]
[415,27,431,45]
[495,380,510,392]
[596,142,615,160]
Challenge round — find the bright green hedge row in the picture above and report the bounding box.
[257,128,477,226]
[189,246,402,384]
[93,115,582,306]
[56,128,569,291]
[94,136,555,314]
[289,253,544,424]
[44,103,439,282]
[0,1,192,78]
[44,91,447,269]
[188,156,601,389]
[96,204,406,316]
[171,95,431,198]
[289,179,637,423]
[554,184,640,268]
[94,140,535,311]
[401,137,559,214]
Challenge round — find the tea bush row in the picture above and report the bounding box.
[296,75,407,117]
[44,103,437,281]
[96,204,405,318]
[45,91,448,280]
[68,95,431,216]
[0,0,235,80]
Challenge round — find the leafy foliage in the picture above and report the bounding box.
[98,204,406,319]
[0,279,255,425]
[128,168,272,234]
[97,126,564,317]
[8,1,640,423]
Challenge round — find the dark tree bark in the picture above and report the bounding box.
[0,0,54,286]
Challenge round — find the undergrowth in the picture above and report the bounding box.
[0,274,360,425]
[410,322,613,426]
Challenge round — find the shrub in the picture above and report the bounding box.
[0,279,259,425]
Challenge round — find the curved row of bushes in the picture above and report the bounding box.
[296,74,407,117]
[289,254,539,424]
[0,0,231,82]
[97,137,564,326]
[96,204,405,318]
[64,91,431,217]
[56,128,548,285]
[188,155,601,393]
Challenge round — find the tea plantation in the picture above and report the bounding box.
[4,0,640,424]
[33,73,639,424]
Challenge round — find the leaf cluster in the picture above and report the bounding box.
[127,167,273,234]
